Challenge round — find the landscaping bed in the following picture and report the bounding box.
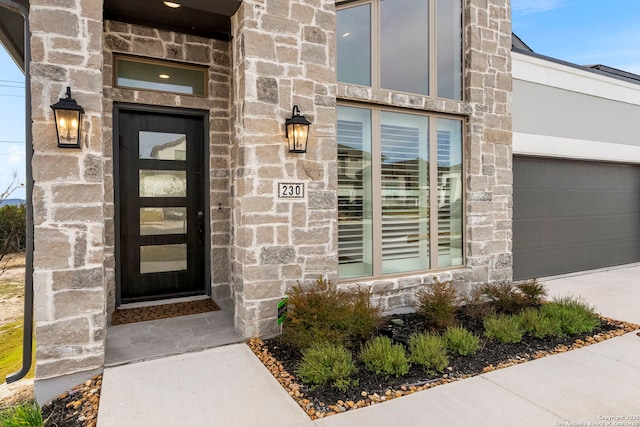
[40,375,102,427]
[247,279,640,420]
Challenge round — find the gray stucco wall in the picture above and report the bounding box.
[513,79,640,147]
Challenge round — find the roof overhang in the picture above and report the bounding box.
[0,0,28,72]
[0,0,241,70]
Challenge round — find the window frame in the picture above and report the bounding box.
[337,102,466,280]
[336,0,463,101]
[113,54,209,98]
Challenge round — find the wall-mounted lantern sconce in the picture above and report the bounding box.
[50,87,84,148]
[285,105,311,153]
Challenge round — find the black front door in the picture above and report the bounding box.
[118,109,206,303]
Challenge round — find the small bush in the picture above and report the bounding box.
[296,341,358,392]
[518,308,563,339]
[408,333,449,373]
[0,401,43,427]
[283,277,381,349]
[460,287,495,326]
[481,281,527,314]
[443,326,480,356]
[349,287,384,343]
[484,314,523,344]
[541,296,600,335]
[359,336,410,377]
[416,280,459,329]
[515,279,547,306]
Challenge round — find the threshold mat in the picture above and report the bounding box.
[111,298,220,325]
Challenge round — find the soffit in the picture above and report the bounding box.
[104,0,241,40]
[0,0,27,72]
[0,0,240,70]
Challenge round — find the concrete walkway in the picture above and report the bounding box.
[97,265,640,427]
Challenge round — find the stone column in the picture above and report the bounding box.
[30,0,106,401]
[230,0,337,338]
[465,0,514,283]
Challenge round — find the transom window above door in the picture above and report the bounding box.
[336,0,462,100]
[115,55,208,97]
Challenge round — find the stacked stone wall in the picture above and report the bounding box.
[464,0,513,283]
[30,0,106,380]
[230,0,338,338]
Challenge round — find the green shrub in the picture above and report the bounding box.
[541,296,600,335]
[296,341,358,392]
[359,336,410,377]
[0,204,26,255]
[416,280,459,329]
[481,281,527,314]
[0,401,43,427]
[484,314,523,344]
[515,279,547,306]
[408,333,449,373]
[443,326,480,356]
[518,308,563,339]
[283,277,381,349]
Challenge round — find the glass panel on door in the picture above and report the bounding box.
[139,131,187,160]
[140,244,187,274]
[140,207,187,235]
[139,170,187,197]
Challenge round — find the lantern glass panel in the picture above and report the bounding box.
[288,123,308,152]
[56,109,81,143]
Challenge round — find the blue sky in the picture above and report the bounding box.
[0,46,25,200]
[1,1,640,199]
[512,0,640,73]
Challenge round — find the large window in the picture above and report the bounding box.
[337,0,462,100]
[338,106,463,279]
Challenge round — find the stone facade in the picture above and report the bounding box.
[30,0,106,384]
[230,0,338,338]
[28,0,513,400]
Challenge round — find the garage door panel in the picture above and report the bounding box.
[515,160,640,190]
[513,156,640,280]
[515,238,640,280]
[516,189,640,219]
[516,216,640,249]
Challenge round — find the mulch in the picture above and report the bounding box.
[250,311,640,420]
[110,298,219,325]
[41,375,101,427]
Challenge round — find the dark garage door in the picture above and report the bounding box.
[513,156,640,280]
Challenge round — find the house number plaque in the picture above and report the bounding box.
[278,182,305,199]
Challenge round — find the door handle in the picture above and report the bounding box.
[197,210,205,244]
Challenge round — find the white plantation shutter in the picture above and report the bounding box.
[437,129,453,258]
[338,119,366,266]
[380,117,429,273]
[337,106,461,279]
[436,119,463,267]
[380,124,421,261]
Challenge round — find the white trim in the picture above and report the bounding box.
[513,132,640,164]
[513,52,640,106]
